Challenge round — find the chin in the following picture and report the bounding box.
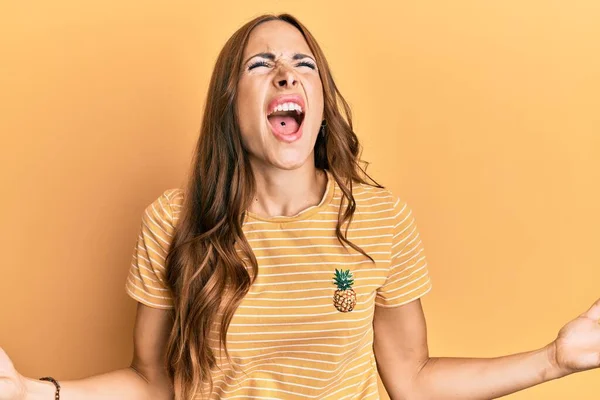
[267,148,314,170]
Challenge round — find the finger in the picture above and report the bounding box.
[0,347,8,363]
[0,347,16,369]
[583,298,600,320]
[0,347,14,373]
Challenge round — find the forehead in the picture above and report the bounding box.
[243,20,313,59]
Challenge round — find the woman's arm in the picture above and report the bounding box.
[16,303,174,400]
[24,369,154,400]
[373,298,600,400]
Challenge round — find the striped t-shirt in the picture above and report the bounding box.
[125,170,432,399]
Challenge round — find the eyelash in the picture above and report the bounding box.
[297,61,316,69]
[248,61,270,70]
[248,60,316,70]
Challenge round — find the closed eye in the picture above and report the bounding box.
[296,61,316,70]
[248,61,271,70]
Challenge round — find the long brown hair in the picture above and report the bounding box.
[164,13,381,399]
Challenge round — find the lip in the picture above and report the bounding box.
[266,94,306,144]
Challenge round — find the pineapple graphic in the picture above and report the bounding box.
[332,269,357,312]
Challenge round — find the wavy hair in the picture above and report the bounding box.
[164,13,381,399]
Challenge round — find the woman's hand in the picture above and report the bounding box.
[550,298,600,376]
[0,347,26,400]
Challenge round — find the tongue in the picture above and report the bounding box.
[269,115,300,135]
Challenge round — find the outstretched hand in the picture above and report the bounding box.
[0,347,25,400]
[550,298,600,376]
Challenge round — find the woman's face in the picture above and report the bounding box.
[236,20,324,171]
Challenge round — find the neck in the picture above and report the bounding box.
[248,161,328,218]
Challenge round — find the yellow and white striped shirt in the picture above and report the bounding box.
[126,170,432,399]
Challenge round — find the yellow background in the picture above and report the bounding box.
[1,1,599,398]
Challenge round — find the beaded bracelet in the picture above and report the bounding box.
[39,377,60,400]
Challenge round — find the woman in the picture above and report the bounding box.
[2,13,599,400]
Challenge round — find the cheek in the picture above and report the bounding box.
[316,86,325,116]
[236,80,263,138]
[307,77,325,118]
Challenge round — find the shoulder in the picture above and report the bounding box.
[161,188,184,204]
[351,183,414,225]
[142,188,185,228]
[353,182,402,209]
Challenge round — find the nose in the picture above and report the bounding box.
[273,65,298,89]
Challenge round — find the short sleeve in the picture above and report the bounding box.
[375,197,432,307]
[125,190,177,309]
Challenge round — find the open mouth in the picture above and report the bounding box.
[267,102,305,136]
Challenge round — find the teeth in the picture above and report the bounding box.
[269,102,304,115]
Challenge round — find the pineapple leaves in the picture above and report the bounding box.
[332,268,355,290]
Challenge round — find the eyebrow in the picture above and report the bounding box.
[243,52,316,65]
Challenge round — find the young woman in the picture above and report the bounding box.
[2,13,599,400]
